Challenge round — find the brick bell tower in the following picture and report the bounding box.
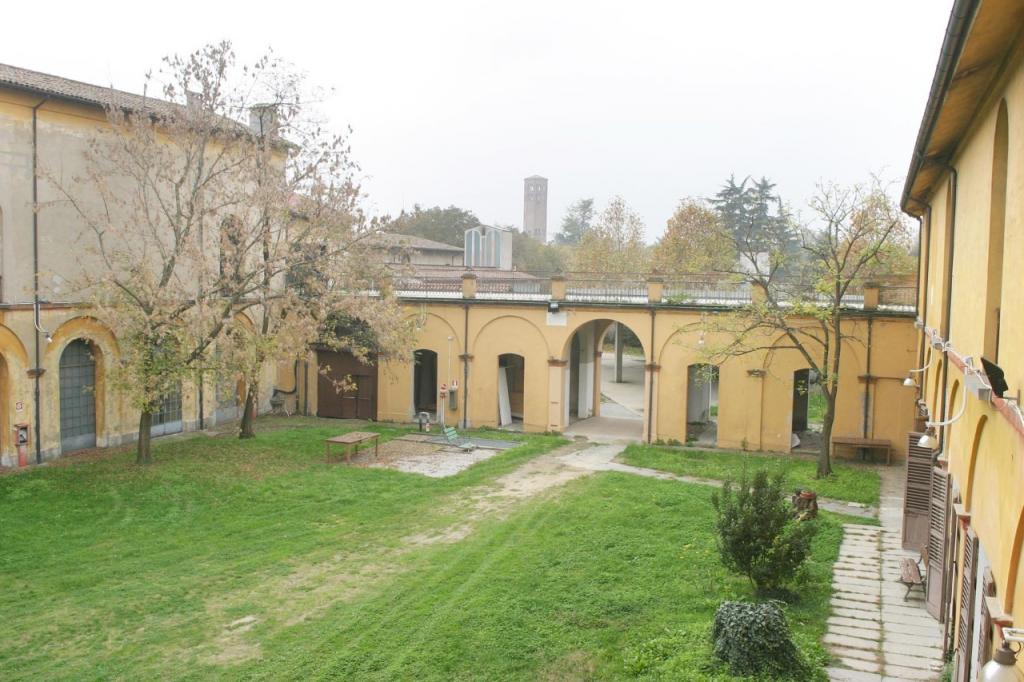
[523,175,548,242]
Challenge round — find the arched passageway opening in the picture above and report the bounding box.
[497,353,525,429]
[59,339,98,453]
[565,319,645,441]
[791,368,824,451]
[686,363,718,446]
[413,349,438,420]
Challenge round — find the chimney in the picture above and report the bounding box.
[185,90,202,111]
[249,104,279,138]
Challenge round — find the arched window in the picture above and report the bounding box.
[986,100,1008,361]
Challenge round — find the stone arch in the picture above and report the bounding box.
[404,311,463,351]
[985,99,1008,361]
[559,315,649,361]
[1005,505,1024,613]
[471,314,551,358]
[47,316,119,452]
[0,325,29,464]
[655,324,725,446]
[471,314,551,430]
[931,358,944,413]
[964,413,987,510]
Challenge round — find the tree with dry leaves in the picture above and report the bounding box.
[571,196,650,274]
[51,43,410,462]
[653,198,736,275]
[698,177,911,477]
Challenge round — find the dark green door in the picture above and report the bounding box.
[60,339,97,452]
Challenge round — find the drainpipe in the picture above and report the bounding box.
[198,375,205,430]
[646,308,655,443]
[917,212,930,375]
[31,96,49,464]
[938,167,958,453]
[863,316,873,438]
[462,303,469,429]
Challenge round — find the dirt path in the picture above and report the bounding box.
[200,438,877,666]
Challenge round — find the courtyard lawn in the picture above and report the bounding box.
[620,443,881,506]
[1,419,854,680]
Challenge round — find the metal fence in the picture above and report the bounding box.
[662,276,751,305]
[476,276,550,301]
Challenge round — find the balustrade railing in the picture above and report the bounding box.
[379,269,917,312]
[476,276,550,300]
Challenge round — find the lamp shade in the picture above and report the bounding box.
[903,376,918,387]
[981,642,1023,682]
[918,432,939,450]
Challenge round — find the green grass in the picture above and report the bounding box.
[808,387,827,426]
[620,444,881,507]
[0,419,855,680]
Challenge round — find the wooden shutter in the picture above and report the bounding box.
[926,466,951,619]
[976,569,997,673]
[955,528,979,682]
[903,432,933,550]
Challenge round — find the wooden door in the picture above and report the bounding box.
[926,466,951,619]
[903,432,933,550]
[955,528,978,682]
[317,350,378,421]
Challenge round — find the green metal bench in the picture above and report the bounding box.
[442,426,475,451]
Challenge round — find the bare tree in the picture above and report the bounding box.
[50,42,410,461]
[699,177,911,477]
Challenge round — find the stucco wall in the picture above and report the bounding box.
[370,299,917,460]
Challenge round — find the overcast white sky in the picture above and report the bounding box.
[5,1,951,242]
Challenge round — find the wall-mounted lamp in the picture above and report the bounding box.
[33,300,53,344]
[903,356,937,388]
[980,627,1024,681]
[547,301,560,314]
[917,383,969,449]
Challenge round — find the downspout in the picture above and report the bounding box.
[198,375,205,430]
[917,212,931,374]
[462,303,469,429]
[303,359,309,416]
[31,96,49,464]
[646,307,655,444]
[863,316,873,438]
[938,167,958,453]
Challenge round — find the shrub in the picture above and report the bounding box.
[711,601,808,678]
[710,469,817,593]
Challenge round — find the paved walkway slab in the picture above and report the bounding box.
[827,466,944,681]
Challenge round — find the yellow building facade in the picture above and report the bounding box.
[296,275,919,461]
[901,1,1024,678]
[0,66,277,465]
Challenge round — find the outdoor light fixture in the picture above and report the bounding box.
[903,356,937,388]
[917,384,969,449]
[548,301,560,313]
[981,628,1024,681]
[32,300,53,344]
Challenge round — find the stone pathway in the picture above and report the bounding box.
[824,467,945,681]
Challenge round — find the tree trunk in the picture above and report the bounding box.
[239,383,258,439]
[817,398,835,478]
[137,410,153,465]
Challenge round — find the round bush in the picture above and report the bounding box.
[711,600,808,678]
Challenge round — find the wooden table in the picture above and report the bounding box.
[325,431,380,463]
[832,436,892,466]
